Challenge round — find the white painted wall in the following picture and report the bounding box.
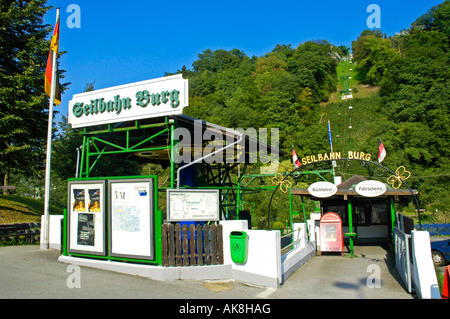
[410,230,441,299]
[220,220,282,288]
[292,223,307,249]
[220,220,317,288]
[281,223,316,283]
[41,215,63,250]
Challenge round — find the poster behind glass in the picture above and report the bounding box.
[108,178,155,260]
[68,181,106,255]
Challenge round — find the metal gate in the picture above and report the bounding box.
[394,226,412,293]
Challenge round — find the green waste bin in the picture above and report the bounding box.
[230,231,248,264]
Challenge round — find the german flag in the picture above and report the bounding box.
[44,12,61,105]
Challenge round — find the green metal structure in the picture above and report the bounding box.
[63,113,345,264]
[64,115,295,264]
[286,158,420,256]
[64,175,161,264]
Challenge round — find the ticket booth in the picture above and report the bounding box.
[291,175,419,253]
[319,212,344,256]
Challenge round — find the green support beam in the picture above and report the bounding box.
[346,196,356,257]
[79,119,174,178]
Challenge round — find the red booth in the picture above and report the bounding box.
[319,212,344,256]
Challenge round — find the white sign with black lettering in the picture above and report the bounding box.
[167,189,219,222]
[68,74,188,128]
[355,180,387,197]
[308,181,338,198]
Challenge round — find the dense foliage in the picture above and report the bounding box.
[179,41,342,155]
[351,1,449,211]
[0,0,67,189]
[2,0,448,225]
[177,1,450,223]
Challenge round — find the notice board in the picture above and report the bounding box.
[166,189,219,222]
[319,212,344,255]
[67,180,106,255]
[108,178,155,260]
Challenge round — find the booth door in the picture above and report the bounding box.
[353,201,389,244]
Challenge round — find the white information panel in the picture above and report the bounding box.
[167,189,220,222]
[68,181,106,255]
[109,178,155,260]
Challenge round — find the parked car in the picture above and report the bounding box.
[431,238,450,267]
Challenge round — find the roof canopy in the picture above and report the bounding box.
[291,174,418,200]
[81,114,285,166]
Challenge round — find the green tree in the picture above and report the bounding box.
[358,36,396,85]
[52,115,83,180]
[352,29,384,62]
[338,45,350,56]
[51,81,95,180]
[0,1,67,190]
[412,0,450,38]
[377,1,450,207]
[192,49,248,73]
[286,40,338,103]
[381,30,449,171]
[352,30,396,85]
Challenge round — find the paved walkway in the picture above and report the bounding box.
[272,245,413,299]
[0,244,413,299]
[0,246,264,299]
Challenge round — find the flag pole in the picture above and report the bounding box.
[328,120,336,181]
[41,7,60,250]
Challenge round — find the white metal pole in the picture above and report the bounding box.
[328,120,336,179]
[41,8,59,250]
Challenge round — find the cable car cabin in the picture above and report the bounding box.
[291,175,418,246]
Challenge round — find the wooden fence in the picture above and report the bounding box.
[161,223,223,267]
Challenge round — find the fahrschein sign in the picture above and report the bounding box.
[68,74,188,128]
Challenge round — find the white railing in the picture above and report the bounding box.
[394,226,412,293]
[280,223,316,284]
[281,227,307,254]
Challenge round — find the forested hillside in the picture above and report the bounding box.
[6,1,448,227]
[175,0,449,219]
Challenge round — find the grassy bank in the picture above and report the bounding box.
[0,195,63,225]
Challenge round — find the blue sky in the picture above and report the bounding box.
[43,0,444,119]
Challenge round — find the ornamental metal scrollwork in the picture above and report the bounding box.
[387,166,411,189]
[271,173,292,193]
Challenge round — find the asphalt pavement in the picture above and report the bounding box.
[272,245,414,299]
[0,244,414,300]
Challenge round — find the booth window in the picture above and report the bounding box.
[354,202,387,225]
[355,204,368,225]
[371,204,387,224]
